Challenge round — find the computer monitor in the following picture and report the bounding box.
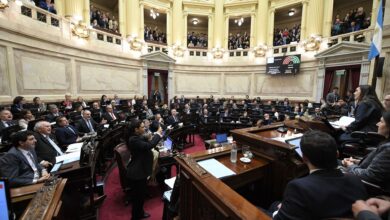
[164,137,173,151]
[285,137,303,158]
[216,133,228,143]
[0,178,13,220]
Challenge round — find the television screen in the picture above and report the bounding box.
[0,178,11,220]
[266,55,301,75]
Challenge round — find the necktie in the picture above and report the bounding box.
[67,126,76,135]
[86,120,94,132]
[3,121,9,128]
[26,152,40,180]
[46,136,63,155]
[110,112,116,120]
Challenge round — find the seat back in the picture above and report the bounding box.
[114,142,131,190]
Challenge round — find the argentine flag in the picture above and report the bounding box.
[368,0,383,61]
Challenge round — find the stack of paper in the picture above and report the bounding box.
[65,143,83,153]
[197,158,236,179]
[55,151,80,164]
[272,133,303,143]
[329,116,355,129]
[164,176,176,189]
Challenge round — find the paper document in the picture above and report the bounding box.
[164,176,176,189]
[56,151,80,163]
[272,133,303,143]
[197,158,236,179]
[65,143,83,153]
[329,116,355,129]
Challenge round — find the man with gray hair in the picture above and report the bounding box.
[76,110,99,135]
[34,120,63,164]
[45,104,63,123]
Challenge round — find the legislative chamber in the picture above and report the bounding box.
[0,0,390,219]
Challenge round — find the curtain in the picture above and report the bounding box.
[350,68,360,91]
[323,69,335,98]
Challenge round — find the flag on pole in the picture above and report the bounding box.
[368,0,383,61]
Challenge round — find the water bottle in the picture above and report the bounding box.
[230,141,237,163]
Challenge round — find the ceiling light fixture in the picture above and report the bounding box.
[150,8,159,20]
[234,17,244,26]
[192,18,199,25]
[288,9,295,16]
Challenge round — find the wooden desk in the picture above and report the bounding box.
[176,147,271,220]
[11,183,44,203]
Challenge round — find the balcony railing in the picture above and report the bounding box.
[20,3,63,29]
[188,48,208,57]
[327,28,373,47]
[147,43,169,54]
[90,28,122,46]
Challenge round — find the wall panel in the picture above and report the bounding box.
[0,46,11,98]
[175,72,221,94]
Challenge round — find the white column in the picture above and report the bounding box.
[256,0,268,46]
[167,9,172,45]
[118,0,125,37]
[250,13,255,48]
[360,61,370,85]
[6,46,17,97]
[168,65,174,102]
[83,0,90,25]
[224,15,229,48]
[300,1,308,40]
[267,8,275,46]
[208,14,213,49]
[142,62,148,96]
[139,3,144,40]
[183,12,188,47]
[316,62,325,102]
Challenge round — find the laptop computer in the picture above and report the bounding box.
[285,137,303,158]
[216,133,228,144]
[0,178,13,220]
[164,137,173,151]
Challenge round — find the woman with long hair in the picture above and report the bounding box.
[339,85,384,143]
[18,109,35,129]
[342,111,390,192]
[126,119,162,219]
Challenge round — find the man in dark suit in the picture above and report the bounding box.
[45,104,63,123]
[273,130,367,220]
[152,90,162,104]
[102,105,118,122]
[76,110,98,135]
[34,121,63,164]
[0,130,50,187]
[0,109,17,136]
[55,116,81,148]
[326,86,340,105]
[166,109,180,126]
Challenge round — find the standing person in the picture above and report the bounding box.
[126,119,162,220]
[326,87,340,105]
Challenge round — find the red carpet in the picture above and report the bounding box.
[98,135,206,220]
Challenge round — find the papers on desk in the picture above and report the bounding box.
[272,133,303,143]
[65,143,83,153]
[55,151,80,164]
[197,158,236,179]
[329,116,355,129]
[164,176,176,189]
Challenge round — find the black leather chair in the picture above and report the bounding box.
[113,142,132,205]
[342,131,385,158]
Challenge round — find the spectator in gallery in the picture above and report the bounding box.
[32,97,46,112]
[18,109,35,130]
[11,96,26,116]
[39,0,57,14]
[62,93,73,110]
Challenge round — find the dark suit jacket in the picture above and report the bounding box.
[273,169,367,220]
[34,132,61,164]
[356,210,382,220]
[166,115,180,126]
[76,118,98,134]
[126,134,161,180]
[347,100,383,133]
[55,125,78,147]
[0,120,17,136]
[102,112,118,122]
[45,112,63,123]
[0,147,42,187]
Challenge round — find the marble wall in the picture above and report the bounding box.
[0,46,11,99]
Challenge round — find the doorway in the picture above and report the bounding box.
[147,69,168,104]
[323,65,361,100]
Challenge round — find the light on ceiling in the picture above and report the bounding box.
[192,18,199,25]
[150,8,159,20]
[288,9,295,16]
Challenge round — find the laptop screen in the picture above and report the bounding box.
[164,137,173,150]
[286,137,303,158]
[0,179,11,220]
[216,133,228,143]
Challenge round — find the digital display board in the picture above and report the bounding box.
[266,54,301,75]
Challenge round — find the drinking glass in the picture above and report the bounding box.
[242,145,250,158]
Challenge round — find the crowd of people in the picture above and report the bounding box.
[144,26,167,44]
[1,88,390,219]
[187,32,208,48]
[332,7,371,36]
[228,32,250,50]
[90,5,119,34]
[273,24,301,46]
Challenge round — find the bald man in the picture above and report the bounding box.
[76,110,99,135]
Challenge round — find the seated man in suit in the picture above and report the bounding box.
[273,130,367,220]
[0,109,17,136]
[102,105,118,123]
[34,121,63,165]
[200,109,211,124]
[45,104,63,123]
[0,130,50,187]
[166,109,180,126]
[55,116,81,148]
[76,110,99,135]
